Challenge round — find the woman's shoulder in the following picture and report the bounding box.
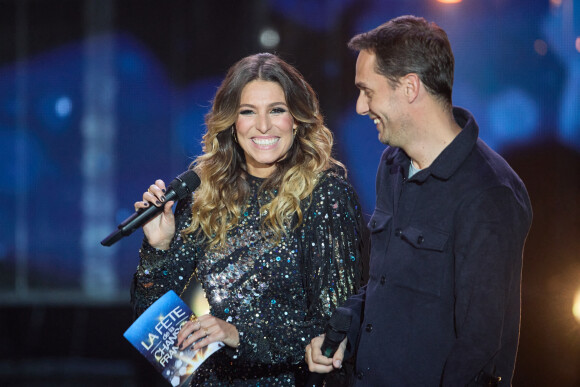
[300,167,362,226]
[316,167,353,189]
[312,167,359,200]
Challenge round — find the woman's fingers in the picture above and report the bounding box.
[177,319,209,350]
[133,200,150,211]
[146,184,165,206]
[133,180,169,211]
[176,315,236,351]
[162,201,175,215]
[154,179,167,193]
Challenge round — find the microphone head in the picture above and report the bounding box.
[320,306,352,357]
[328,306,352,333]
[170,170,201,199]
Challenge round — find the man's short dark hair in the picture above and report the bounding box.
[348,15,455,109]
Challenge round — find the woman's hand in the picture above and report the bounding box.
[176,314,240,351]
[134,179,175,250]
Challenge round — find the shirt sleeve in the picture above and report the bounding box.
[130,197,199,319]
[341,285,366,359]
[441,185,531,385]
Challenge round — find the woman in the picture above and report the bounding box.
[131,53,364,386]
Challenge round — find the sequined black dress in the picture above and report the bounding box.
[131,170,364,386]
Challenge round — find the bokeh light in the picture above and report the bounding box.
[574,287,580,324]
[259,28,280,49]
[534,39,548,56]
[55,95,72,118]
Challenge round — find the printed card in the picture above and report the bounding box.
[124,290,223,386]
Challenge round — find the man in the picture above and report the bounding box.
[305,15,532,386]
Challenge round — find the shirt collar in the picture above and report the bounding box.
[385,107,479,181]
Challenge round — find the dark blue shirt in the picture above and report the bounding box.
[343,107,532,386]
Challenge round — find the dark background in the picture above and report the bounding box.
[0,0,579,385]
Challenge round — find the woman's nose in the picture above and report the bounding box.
[256,113,271,132]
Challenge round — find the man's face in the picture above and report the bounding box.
[354,50,407,146]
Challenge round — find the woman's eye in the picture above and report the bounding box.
[271,107,287,114]
[239,109,254,116]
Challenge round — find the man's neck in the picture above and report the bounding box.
[406,106,461,170]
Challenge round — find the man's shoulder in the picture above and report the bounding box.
[470,139,523,185]
[460,139,531,213]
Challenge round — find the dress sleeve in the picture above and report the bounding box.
[227,173,365,365]
[130,197,199,319]
[441,185,531,385]
[299,172,364,320]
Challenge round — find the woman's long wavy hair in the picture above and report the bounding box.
[183,53,344,249]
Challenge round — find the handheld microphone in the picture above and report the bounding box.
[306,307,352,387]
[100,170,200,246]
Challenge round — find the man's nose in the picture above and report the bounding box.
[355,92,369,116]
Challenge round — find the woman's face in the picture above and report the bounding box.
[235,80,296,178]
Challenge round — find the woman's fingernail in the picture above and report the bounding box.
[162,188,166,193]
[156,200,161,205]
[144,202,149,207]
[161,195,166,202]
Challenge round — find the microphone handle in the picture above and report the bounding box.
[100,170,200,247]
[100,188,179,246]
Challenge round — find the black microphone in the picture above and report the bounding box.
[306,306,352,387]
[100,170,200,246]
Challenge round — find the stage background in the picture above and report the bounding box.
[1,0,579,385]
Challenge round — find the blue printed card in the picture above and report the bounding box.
[124,290,224,386]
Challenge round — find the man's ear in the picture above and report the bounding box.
[402,73,421,103]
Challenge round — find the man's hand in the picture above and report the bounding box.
[305,334,347,373]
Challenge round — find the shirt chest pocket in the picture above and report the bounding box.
[400,225,448,251]
[392,225,450,297]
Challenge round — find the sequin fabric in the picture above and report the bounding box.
[131,170,364,386]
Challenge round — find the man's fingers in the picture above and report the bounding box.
[305,335,336,374]
[332,337,347,368]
